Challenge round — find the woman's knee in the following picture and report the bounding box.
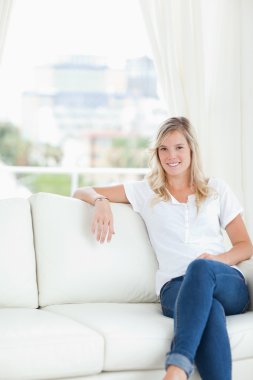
[186,259,214,279]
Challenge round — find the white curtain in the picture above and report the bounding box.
[139,0,205,130]
[0,0,14,63]
[139,0,253,239]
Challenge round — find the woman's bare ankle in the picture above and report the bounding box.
[162,365,187,380]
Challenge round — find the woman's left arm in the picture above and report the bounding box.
[198,214,253,265]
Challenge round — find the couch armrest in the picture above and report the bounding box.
[237,258,253,311]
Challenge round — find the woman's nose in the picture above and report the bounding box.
[167,150,176,159]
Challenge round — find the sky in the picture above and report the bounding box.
[0,0,152,123]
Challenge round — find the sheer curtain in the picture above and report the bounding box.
[0,0,14,63]
[138,0,205,131]
[139,0,253,239]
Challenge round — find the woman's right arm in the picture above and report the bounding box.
[72,185,129,243]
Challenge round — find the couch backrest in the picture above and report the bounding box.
[0,198,38,308]
[30,193,158,306]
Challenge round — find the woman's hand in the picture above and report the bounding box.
[73,184,129,243]
[197,252,229,264]
[91,200,115,243]
[198,253,216,260]
[198,215,253,265]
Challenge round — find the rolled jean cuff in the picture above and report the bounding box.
[165,353,193,378]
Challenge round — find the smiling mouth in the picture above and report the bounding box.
[167,162,180,167]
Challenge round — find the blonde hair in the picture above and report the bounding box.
[146,116,211,209]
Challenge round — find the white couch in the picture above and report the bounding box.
[1,192,253,380]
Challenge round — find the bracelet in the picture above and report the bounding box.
[94,197,109,204]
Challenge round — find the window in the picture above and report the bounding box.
[0,0,167,195]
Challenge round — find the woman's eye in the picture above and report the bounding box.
[177,146,183,150]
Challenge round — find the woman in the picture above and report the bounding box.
[73,117,252,380]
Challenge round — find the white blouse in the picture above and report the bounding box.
[124,177,243,295]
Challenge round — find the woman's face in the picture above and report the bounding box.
[157,130,192,180]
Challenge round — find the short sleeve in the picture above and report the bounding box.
[211,178,243,229]
[124,180,151,213]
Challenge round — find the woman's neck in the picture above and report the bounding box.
[166,176,193,192]
[166,179,195,203]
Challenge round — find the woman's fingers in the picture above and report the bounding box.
[197,252,209,259]
[91,217,114,243]
[91,218,98,235]
[106,221,115,243]
[90,201,115,243]
[99,222,108,243]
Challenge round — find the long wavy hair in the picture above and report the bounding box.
[146,116,212,209]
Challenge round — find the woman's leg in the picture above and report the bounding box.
[195,298,231,380]
[160,259,249,379]
[160,277,187,380]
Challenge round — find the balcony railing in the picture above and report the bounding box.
[0,165,148,196]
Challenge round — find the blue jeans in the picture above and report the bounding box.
[160,259,250,380]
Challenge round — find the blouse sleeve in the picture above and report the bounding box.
[214,178,243,229]
[124,180,150,213]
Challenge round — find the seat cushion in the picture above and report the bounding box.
[0,309,104,379]
[227,311,253,360]
[29,193,158,306]
[0,198,38,308]
[44,303,172,371]
[44,304,253,372]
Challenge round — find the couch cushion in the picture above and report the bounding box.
[44,303,172,371]
[226,311,253,360]
[44,304,253,372]
[29,193,158,306]
[0,308,104,379]
[0,198,38,308]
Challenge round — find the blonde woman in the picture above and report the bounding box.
[73,117,252,380]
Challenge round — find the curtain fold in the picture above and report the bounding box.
[241,0,253,239]
[139,0,253,239]
[0,0,14,63]
[139,0,205,129]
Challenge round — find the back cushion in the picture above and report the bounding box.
[0,198,38,308]
[30,193,158,306]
